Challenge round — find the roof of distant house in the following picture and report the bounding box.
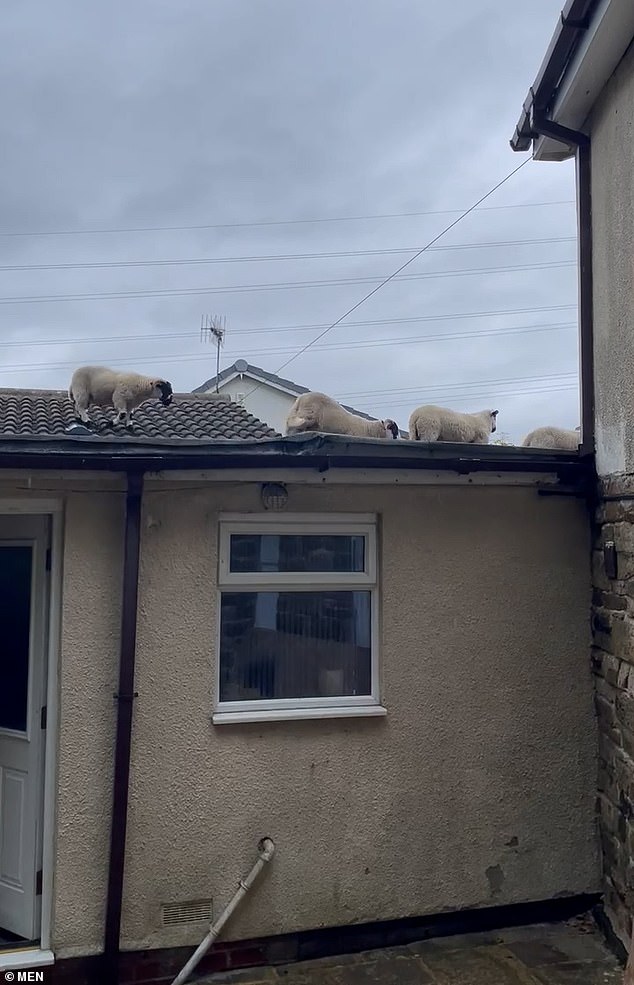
[0,388,279,442]
[193,359,406,432]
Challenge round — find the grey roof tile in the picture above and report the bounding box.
[0,388,279,442]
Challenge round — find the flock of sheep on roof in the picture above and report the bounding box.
[66,365,579,450]
[284,391,580,450]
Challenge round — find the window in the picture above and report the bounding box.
[214,514,384,723]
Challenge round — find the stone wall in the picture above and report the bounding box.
[593,476,634,947]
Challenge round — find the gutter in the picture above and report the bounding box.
[509,0,598,154]
[103,471,144,985]
[0,433,592,477]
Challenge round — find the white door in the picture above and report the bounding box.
[0,516,49,941]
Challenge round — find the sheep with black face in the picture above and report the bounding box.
[69,365,173,429]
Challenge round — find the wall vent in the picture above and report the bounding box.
[161,898,213,927]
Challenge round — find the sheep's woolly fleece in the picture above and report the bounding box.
[408,405,498,444]
[285,391,398,439]
[522,425,580,450]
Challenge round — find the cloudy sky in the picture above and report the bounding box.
[1,0,577,444]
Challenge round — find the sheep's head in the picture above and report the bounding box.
[383,419,399,439]
[490,410,498,433]
[155,380,173,406]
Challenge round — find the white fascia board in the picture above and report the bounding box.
[535,0,634,161]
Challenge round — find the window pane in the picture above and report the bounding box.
[219,590,372,701]
[0,545,32,732]
[229,533,365,573]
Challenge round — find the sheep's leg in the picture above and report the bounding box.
[112,397,130,428]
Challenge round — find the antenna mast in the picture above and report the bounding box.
[200,314,227,392]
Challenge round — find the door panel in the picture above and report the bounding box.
[0,516,49,940]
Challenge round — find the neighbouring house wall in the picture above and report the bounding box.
[589,38,634,949]
[591,40,634,479]
[103,481,598,954]
[212,378,294,435]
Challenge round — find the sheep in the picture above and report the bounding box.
[521,425,580,450]
[68,365,173,429]
[408,405,498,443]
[285,392,399,439]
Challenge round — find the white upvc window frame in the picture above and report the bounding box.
[214,512,384,724]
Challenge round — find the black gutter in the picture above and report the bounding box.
[103,471,144,985]
[0,433,592,476]
[509,0,599,154]
[576,140,595,459]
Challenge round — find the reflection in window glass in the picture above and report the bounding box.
[229,533,365,573]
[219,590,371,701]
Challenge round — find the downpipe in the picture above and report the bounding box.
[170,837,276,985]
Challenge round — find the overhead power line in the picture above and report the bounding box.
[0,258,574,306]
[0,319,576,356]
[351,381,579,411]
[242,156,537,395]
[0,236,576,273]
[0,200,575,239]
[0,322,577,377]
[0,303,576,350]
[337,371,577,401]
[349,382,579,414]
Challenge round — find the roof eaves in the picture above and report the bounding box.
[509,0,600,158]
[0,431,592,481]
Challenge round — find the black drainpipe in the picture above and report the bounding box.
[103,470,144,985]
[531,114,594,459]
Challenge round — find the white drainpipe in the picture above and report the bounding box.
[170,837,276,985]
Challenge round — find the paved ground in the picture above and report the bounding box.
[198,917,624,984]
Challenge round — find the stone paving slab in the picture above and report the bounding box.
[197,917,624,984]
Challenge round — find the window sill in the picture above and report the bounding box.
[212,705,387,725]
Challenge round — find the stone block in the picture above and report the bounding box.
[617,691,634,734]
[609,616,634,663]
[593,549,612,592]
[593,649,621,684]
[597,695,621,742]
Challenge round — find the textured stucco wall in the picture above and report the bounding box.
[101,481,599,954]
[52,490,125,957]
[591,40,634,476]
[0,478,601,958]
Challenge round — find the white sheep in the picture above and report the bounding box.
[521,425,580,450]
[68,365,173,429]
[408,405,498,443]
[285,392,399,439]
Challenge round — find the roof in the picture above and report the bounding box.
[193,359,408,435]
[192,359,311,399]
[0,387,589,483]
[0,428,590,482]
[0,388,279,442]
[510,0,634,161]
